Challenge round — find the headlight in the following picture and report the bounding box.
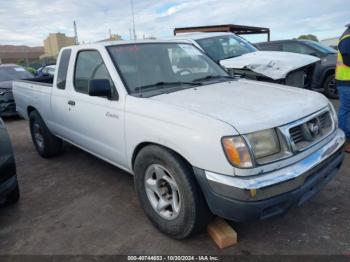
[246,129,280,159]
[328,103,338,128]
[222,136,253,168]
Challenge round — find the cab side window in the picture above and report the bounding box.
[74,50,115,95]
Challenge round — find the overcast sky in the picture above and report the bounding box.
[0,0,349,46]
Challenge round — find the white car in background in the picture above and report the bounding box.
[173,32,319,89]
[37,65,56,77]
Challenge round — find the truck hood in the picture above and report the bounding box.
[219,51,320,80]
[151,80,329,134]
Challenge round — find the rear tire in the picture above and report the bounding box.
[134,145,211,239]
[323,73,338,99]
[29,110,62,158]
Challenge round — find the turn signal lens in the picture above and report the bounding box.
[222,137,253,168]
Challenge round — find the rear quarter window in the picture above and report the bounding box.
[56,49,72,90]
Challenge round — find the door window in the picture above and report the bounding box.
[74,50,115,95]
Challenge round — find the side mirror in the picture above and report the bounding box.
[88,79,112,98]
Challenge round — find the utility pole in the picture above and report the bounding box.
[73,20,79,45]
[130,0,137,40]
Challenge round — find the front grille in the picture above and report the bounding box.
[289,111,333,151]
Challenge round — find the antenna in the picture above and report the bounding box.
[73,20,79,45]
[130,0,136,40]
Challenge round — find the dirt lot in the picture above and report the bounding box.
[0,101,349,255]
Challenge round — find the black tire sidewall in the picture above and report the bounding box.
[134,146,202,239]
[324,74,338,99]
[29,112,46,156]
[29,110,62,158]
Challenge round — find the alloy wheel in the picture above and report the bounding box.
[144,164,181,220]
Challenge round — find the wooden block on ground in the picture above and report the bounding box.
[207,217,237,249]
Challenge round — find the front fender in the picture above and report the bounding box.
[125,96,237,175]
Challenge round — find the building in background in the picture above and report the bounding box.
[0,45,44,65]
[40,33,75,59]
[97,34,123,43]
[321,37,339,49]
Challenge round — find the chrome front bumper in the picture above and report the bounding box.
[205,128,345,201]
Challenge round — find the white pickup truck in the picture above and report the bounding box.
[13,40,345,239]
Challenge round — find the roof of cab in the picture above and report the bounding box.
[61,39,191,51]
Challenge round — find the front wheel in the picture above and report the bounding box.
[134,145,211,239]
[323,74,338,99]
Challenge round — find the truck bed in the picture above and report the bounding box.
[13,76,53,120]
[17,76,54,86]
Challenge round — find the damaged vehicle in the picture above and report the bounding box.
[255,39,338,98]
[0,64,34,117]
[174,32,319,89]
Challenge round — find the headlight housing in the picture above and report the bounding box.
[328,102,338,128]
[246,129,280,159]
[222,136,253,168]
[222,129,286,169]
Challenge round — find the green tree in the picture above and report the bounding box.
[297,34,319,42]
[16,59,26,66]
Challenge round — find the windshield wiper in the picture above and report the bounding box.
[192,75,235,83]
[135,81,202,92]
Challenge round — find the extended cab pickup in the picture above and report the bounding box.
[13,40,345,239]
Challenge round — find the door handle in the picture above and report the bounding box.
[68,100,75,106]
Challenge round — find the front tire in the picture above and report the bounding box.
[29,110,62,158]
[323,73,338,99]
[134,145,211,239]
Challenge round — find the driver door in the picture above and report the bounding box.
[65,49,126,167]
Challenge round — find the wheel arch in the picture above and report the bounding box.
[27,105,37,117]
[131,141,193,172]
[322,67,335,84]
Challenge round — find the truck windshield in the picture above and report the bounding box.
[0,66,33,82]
[107,43,230,96]
[196,34,258,62]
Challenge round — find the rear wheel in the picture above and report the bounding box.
[323,74,338,99]
[29,110,62,158]
[134,145,211,239]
